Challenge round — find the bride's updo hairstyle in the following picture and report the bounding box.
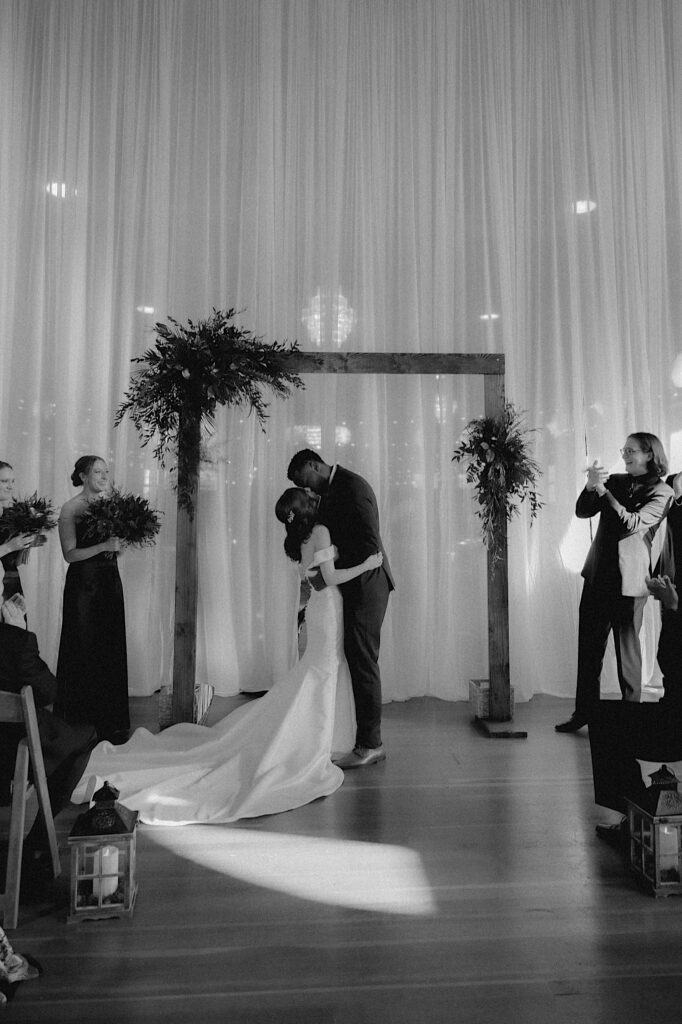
[71,454,102,487]
[275,487,317,562]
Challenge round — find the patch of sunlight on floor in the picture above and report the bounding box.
[148,827,438,915]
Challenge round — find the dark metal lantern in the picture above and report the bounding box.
[626,765,682,898]
[68,781,139,922]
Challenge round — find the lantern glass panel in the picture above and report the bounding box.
[656,824,681,884]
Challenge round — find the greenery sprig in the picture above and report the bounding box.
[0,494,58,541]
[452,402,543,566]
[79,489,162,555]
[115,308,304,513]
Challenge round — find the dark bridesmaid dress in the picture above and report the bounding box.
[55,521,130,742]
[1,550,22,601]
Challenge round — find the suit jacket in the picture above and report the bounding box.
[319,465,395,592]
[577,473,673,596]
[0,622,94,804]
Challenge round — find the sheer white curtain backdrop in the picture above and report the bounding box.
[1,0,681,702]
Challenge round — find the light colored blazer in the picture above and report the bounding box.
[578,473,673,597]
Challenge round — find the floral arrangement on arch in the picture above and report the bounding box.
[79,489,162,556]
[452,401,544,566]
[115,308,304,513]
[0,494,58,562]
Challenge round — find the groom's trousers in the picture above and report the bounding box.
[342,566,391,750]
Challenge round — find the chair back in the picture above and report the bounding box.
[0,686,50,783]
[0,684,61,929]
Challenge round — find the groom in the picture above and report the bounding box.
[287,449,394,768]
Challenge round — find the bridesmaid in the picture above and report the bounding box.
[54,455,130,743]
[0,460,34,601]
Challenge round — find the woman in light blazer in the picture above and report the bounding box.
[556,432,673,733]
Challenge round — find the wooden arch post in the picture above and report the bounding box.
[284,351,523,737]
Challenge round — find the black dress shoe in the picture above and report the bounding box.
[555,715,587,733]
[596,818,628,849]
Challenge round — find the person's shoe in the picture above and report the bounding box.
[5,954,40,983]
[555,715,587,733]
[596,818,629,850]
[333,746,386,769]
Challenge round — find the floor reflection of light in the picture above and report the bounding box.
[147,828,437,916]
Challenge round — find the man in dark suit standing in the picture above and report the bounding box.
[0,594,96,875]
[288,450,394,768]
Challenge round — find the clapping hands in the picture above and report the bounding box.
[586,460,609,495]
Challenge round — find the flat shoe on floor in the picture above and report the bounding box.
[596,819,628,849]
[333,746,386,769]
[5,955,40,983]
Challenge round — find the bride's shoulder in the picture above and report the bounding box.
[311,523,331,547]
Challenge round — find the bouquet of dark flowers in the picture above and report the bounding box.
[452,402,544,566]
[79,488,162,556]
[0,493,58,563]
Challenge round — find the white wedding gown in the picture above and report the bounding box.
[71,546,356,824]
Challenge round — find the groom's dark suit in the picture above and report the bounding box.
[319,465,394,750]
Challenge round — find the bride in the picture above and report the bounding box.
[71,487,382,825]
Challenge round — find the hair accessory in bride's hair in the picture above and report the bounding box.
[286,510,295,524]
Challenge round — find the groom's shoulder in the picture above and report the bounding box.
[335,465,369,488]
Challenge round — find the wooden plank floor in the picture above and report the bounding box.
[3,693,682,1023]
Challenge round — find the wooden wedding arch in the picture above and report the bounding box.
[172,351,523,736]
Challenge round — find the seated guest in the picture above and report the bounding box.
[589,572,682,847]
[0,594,96,878]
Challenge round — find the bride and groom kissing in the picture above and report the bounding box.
[71,449,394,825]
[284,448,395,770]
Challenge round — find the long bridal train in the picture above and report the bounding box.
[71,565,355,825]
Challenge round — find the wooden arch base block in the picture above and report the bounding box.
[474,717,528,739]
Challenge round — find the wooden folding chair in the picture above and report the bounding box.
[0,685,61,929]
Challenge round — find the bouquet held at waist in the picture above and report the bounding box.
[79,488,162,555]
[0,494,58,563]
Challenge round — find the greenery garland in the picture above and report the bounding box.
[452,402,544,565]
[115,308,304,513]
[0,494,58,542]
[79,489,162,555]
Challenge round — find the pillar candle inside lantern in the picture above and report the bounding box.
[93,845,119,897]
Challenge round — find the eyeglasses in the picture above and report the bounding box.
[620,447,645,456]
